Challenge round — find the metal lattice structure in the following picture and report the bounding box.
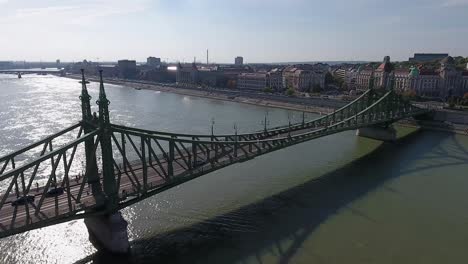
[0,72,428,238]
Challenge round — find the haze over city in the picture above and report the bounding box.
[1,0,467,63]
[1,1,468,263]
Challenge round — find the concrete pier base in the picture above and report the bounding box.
[84,211,130,254]
[356,126,397,142]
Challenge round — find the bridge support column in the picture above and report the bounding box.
[84,211,130,254]
[356,126,396,142]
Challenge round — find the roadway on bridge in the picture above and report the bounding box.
[0,86,428,238]
[0,122,324,237]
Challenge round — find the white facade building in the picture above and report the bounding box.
[347,56,468,98]
[237,73,267,91]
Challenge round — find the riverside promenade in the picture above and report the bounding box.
[64,75,468,135]
[65,75,346,114]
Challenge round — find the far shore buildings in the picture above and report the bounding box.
[174,61,327,92]
[235,56,244,66]
[176,63,199,85]
[117,59,137,79]
[335,56,468,99]
[175,63,254,88]
[237,64,326,92]
[0,61,14,70]
[282,65,326,92]
[395,57,468,98]
[237,73,267,90]
[409,53,449,62]
[139,64,175,83]
[146,57,161,67]
[266,68,284,91]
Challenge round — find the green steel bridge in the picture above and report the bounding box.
[0,70,429,251]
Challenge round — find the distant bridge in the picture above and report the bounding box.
[0,69,65,76]
[0,70,429,253]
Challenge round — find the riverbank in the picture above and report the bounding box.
[397,119,468,135]
[66,75,337,115]
[65,75,468,136]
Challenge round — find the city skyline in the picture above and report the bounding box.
[0,0,467,62]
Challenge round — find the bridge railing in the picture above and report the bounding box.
[0,123,84,176]
[0,129,102,228]
[108,90,427,200]
[0,73,432,238]
[108,91,397,198]
[110,89,379,142]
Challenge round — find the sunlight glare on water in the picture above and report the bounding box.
[0,75,468,263]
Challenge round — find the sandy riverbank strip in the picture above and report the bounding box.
[66,75,335,115]
[66,75,468,136]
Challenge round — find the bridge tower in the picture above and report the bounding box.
[356,73,397,141]
[79,69,104,203]
[96,70,118,209]
[83,70,130,254]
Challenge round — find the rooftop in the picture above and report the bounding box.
[239,73,267,78]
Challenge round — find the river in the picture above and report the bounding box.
[0,75,468,264]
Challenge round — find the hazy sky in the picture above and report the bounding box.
[1,0,467,63]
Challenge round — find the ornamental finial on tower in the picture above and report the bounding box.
[80,69,90,87]
[97,70,111,126]
[98,70,108,103]
[79,69,92,121]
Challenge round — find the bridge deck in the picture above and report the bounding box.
[0,86,429,238]
[0,123,320,236]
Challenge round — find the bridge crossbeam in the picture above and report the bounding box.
[0,74,429,239]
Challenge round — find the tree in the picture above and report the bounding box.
[312,84,322,93]
[263,87,273,93]
[402,90,417,101]
[455,56,468,71]
[325,72,334,85]
[341,82,348,91]
[447,97,458,108]
[286,87,295,96]
[463,93,468,106]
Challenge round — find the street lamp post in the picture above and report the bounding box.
[302,111,306,126]
[233,123,238,157]
[261,110,270,133]
[210,117,215,151]
[288,112,292,138]
[211,117,215,137]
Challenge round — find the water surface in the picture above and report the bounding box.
[0,75,467,264]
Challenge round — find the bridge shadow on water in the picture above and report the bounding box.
[75,130,462,264]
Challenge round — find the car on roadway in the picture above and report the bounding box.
[11,195,35,206]
[46,187,64,197]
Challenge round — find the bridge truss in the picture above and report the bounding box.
[0,71,428,238]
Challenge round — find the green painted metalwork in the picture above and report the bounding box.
[79,69,92,122]
[141,136,148,193]
[96,70,118,210]
[0,74,430,239]
[79,69,103,202]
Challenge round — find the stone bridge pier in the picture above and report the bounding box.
[80,69,130,254]
[84,212,130,254]
[356,125,397,142]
